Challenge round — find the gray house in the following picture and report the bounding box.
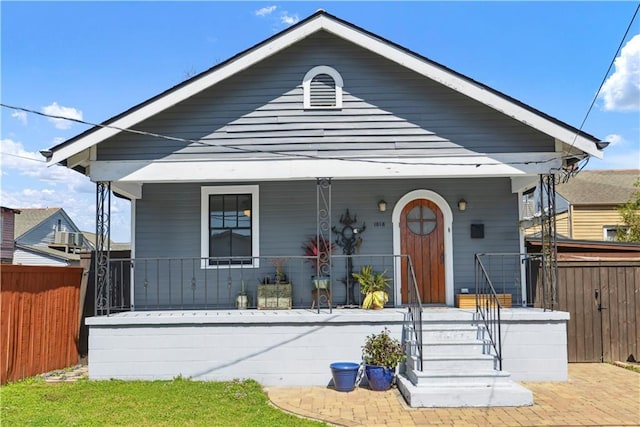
[45,11,604,406]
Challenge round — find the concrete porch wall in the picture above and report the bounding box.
[87,309,406,386]
[499,309,570,381]
[86,308,570,386]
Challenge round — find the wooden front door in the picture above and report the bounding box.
[400,199,445,304]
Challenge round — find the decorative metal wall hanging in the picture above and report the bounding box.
[332,209,366,306]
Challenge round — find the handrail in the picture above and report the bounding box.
[405,256,423,371]
[474,254,503,370]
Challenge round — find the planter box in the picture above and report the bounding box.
[257,283,292,309]
[455,293,512,309]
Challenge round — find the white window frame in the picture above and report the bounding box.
[603,225,628,241]
[303,65,343,109]
[200,185,260,269]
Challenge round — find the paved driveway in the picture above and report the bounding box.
[267,363,640,426]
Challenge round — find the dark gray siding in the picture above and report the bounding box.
[98,31,554,162]
[133,177,519,308]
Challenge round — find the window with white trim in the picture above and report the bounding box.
[303,65,343,109]
[603,225,628,241]
[201,185,259,268]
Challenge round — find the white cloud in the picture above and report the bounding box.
[255,6,276,17]
[0,138,92,189]
[11,110,27,125]
[1,138,131,241]
[604,134,624,146]
[42,102,83,129]
[280,12,299,25]
[599,34,640,112]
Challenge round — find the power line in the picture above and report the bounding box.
[0,152,47,163]
[567,2,640,153]
[1,103,579,168]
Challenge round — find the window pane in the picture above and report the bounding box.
[209,195,224,228]
[408,222,421,234]
[422,222,436,235]
[223,195,238,228]
[231,229,251,257]
[211,230,231,257]
[422,207,436,220]
[407,207,421,220]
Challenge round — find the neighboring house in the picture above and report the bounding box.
[13,208,92,266]
[524,169,639,241]
[1,207,20,263]
[81,231,131,252]
[44,11,606,403]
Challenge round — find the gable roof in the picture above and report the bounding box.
[14,208,60,238]
[556,169,639,205]
[48,10,603,167]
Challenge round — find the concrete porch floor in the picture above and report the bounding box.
[267,363,640,426]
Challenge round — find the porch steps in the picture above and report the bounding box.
[398,314,533,408]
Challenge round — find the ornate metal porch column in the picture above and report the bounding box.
[316,178,332,313]
[95,181,112,316]
[539,174,558,311]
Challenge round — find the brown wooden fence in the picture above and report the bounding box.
[555,260,640,363]
[1,265,84,384]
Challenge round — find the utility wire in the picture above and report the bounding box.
[1,103,577,167]
[567,2,640,153]
[0,152,47,163]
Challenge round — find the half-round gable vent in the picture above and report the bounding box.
[310,74,336,107]
[303,65,343,109]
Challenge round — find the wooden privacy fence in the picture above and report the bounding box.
[555,260,640,363]
[1,265,84,384]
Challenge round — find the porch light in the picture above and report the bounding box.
[458,199,467,211]
[378,200,387,212]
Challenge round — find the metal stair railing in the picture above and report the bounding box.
[474,254,503,370]
[405,255,423,371]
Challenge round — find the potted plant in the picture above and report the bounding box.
[236,280,250,309]
[352,265,391,309]
[271,257,288,283]
[362,327,406,391]
[302,236,335,289]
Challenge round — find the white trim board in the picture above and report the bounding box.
[90,153,563,183]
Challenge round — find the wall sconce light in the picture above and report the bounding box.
[378,200,387,212]
[458,199,467,212]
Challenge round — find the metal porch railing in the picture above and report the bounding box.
[474,252,553,371]
[95,254,415,316]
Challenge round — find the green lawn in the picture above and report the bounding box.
[1,377,326,426]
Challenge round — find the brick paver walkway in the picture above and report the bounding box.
[267,364,640,426]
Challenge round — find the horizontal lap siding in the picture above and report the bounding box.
[98,32,553,162]
[572,206,625,240]
[134,178,519,307]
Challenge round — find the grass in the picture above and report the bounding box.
[1,377,326,426]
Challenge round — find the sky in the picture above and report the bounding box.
[1,1,639,243]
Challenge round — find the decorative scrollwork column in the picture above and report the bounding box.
[316,178,332,313]
[539,174,558,311]
[95,181,112,316]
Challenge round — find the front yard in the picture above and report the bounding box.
[1,376,326,426]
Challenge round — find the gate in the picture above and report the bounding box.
[556,260,640,363]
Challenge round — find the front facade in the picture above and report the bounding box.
[46,12,603,396]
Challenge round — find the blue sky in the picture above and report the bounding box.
[1,1,639,242]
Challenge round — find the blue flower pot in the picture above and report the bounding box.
[330,362,360,392]
[365,365,394,391]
